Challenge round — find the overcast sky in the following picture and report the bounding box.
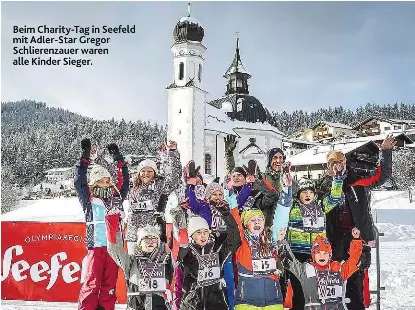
[2,1,414,125]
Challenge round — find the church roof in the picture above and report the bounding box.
[223,36,251,79]
[207,94,271,124]
[205,103,284,136]
[173,3,204,44]
[205,103,239,136]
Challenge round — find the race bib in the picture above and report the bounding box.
[252,257,277,276]
[138,277,166,293]
[197,253,221,287]
[211,211,227,233]
[318,285,343,303]
[131,200,154,212]
[302,216,325,232]
[138,261,166,293]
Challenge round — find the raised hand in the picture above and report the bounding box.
[107,143,120,156]
[333,163,346,176]
[166,140,177,150]
[278,228,287,241]
[107,143,123,162]
[352,227,361,239]
[215,200,229,209]
[81,138,91,159]
[283,172,293,187]
[90,147,98,161]
[225,135,237,154]
[246,175,256,183]
[380,134,397,150]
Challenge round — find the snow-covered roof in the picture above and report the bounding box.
[353,116,415,129]
[205,104,285,136]
[289,141,377,166]
[205,103,238,136]
[312,121,352,130]
[336,132,413,144]
[389,118,415,124]
[282,137,319,146]
[179,16,203,28]
[44,167,73,173]
[232,120,285,136]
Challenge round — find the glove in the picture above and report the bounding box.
[107,143,123,162]
[359,246,371,269]
[224,135,237,154]
[225,190,238,210]
[81,138,91,160]
[170,207,187,230]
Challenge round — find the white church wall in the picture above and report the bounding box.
[193,88,207,172]
[204,132,227,183]
[232,128,283,172]
[167,87,206,169]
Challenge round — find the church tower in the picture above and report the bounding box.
[167,2,208,169]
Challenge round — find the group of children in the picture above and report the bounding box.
[75,138,365,310]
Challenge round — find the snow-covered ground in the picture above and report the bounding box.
[368,190,415,310]
[2,191,415,309]
[0,301,126,309]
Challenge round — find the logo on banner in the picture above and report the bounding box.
[1,245,87,290]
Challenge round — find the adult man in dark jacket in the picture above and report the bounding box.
[252,147,299,229]
[315,135,396,310]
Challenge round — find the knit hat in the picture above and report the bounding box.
[205,182,224,200]
[311,235,332,259]
[231,166,247,178]
[297,178,316,198]
[267,148,285,168]
[88,165,112,186]
[241,209,264,226]
[137,225,161,245]
[137,159,158,175]
[188,215,210,237]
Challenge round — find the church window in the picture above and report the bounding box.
[179,62,184,80]
[198,64,202,82]
[189,61,195,79]
[237,79,242,87]
[237,102,242,112]
[205,154,212,175]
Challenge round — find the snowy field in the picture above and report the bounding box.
[2,190,415,309]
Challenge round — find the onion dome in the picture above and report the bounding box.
[173,2,204,43]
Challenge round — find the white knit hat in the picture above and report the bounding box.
[137,159,158,175]
[137,225,161,245]
[188,215,210,237]
[88,165,112,185]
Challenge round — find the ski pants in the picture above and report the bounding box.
[235,305,283,310]
[332,234,368,310]
[78,247,119,310]
[224,256,236,310]
[346,269,366,310]
[172,264,184,310]
[289,252,311,310]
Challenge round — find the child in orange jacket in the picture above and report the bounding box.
[279,229,363,310]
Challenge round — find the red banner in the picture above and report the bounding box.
[1,221,127,304]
